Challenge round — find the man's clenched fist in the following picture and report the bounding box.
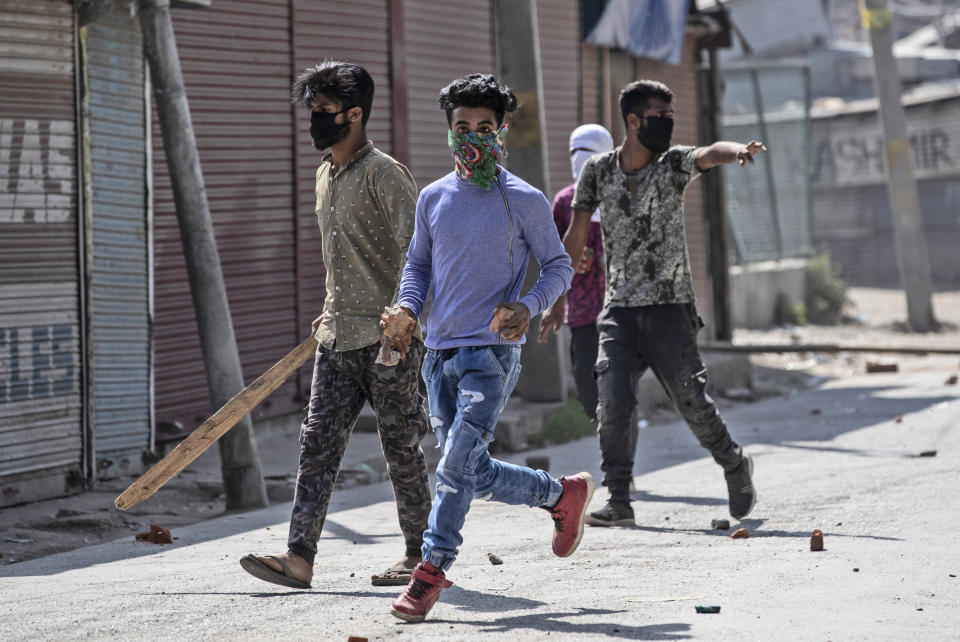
[379,304,417,365]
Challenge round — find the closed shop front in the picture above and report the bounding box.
[153,0,300,428]
[537,0,581,200]
[0,1,84,505]
[292,0,393,391]
[83,5,152,478]
[403,0,497,188]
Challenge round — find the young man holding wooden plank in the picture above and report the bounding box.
[238,61,432,589]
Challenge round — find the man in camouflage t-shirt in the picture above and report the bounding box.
[540,80,767,526]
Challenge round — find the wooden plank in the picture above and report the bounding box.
[114,336,317,510]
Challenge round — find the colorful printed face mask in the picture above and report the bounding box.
[448,125,507,189]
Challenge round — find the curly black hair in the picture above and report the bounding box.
[438,73,518,127]
[290,60,374,126]
[619,79,673,124]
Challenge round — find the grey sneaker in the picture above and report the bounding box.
[584,500,635,527]
[725,455,756,520]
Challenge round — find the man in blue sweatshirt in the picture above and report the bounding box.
[381,73,592,623]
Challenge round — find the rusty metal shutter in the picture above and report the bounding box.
[0,1,83,505]
[153,0,299,428]
[84,6,151,478]
[537,0,580,200]
[581,43,600,126]
[403,0,496,188]
[292,0,392,387]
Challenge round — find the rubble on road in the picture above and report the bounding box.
[810,529,824,551]
[135,524,173,545]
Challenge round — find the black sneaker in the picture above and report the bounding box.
[584,500,635,527]
[725,455,756,520]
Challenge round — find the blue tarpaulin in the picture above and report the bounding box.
[586,0,691,65]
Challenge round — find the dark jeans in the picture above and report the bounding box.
[595,304,742,503]
[569,323,600,421]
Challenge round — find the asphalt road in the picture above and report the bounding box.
[2,357,958,641]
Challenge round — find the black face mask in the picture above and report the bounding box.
[310,108,351,150]
[637,116,674,155]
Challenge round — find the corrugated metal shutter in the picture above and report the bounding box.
[537,0,580,200]
[153,0,299,428]
[634,38,713,328]
[0,1,83,505]
[403,0,496,188]
[292,0,392,390]
[85,6,151,478]
[581,43,600,125]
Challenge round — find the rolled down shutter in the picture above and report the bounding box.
[292,0,392,388]
[0,1,83,505]
[85,6,151,478]
[537,0,581,200]
[403,0,496,188]
[581,43,600,125]
[153,0,299,428]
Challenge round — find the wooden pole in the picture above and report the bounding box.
[116,337,318,511]
[861,0,936,332]
[136,0,267,509]
[699,47,733,340]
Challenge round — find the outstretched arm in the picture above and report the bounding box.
[696,140,767,170]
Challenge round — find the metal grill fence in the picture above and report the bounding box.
[720,61,814,264]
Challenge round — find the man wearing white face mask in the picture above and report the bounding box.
[546,124,614,421]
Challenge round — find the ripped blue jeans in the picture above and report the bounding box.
[420,345,563,571]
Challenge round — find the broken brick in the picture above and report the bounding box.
[810,529,824,551]
[135,524,173,545]
[489,306,516,334]
[731,528,749,539]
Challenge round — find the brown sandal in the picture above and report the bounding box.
[239,554,312,590]
[370,567,413,586]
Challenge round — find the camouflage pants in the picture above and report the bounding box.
[287,339,431,565]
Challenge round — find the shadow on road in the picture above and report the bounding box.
[629,516,902,542]
[3,382,952,579]
[426,607,692,639]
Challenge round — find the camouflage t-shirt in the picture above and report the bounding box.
[571,145,702,308]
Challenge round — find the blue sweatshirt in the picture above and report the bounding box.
[398,169,573,349]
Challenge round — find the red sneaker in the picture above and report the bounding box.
[390,561,453,623]
[548,472,596,557]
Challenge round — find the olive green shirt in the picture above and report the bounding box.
[313,141,422,352]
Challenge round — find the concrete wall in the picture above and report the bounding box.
[729,258,808,328]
